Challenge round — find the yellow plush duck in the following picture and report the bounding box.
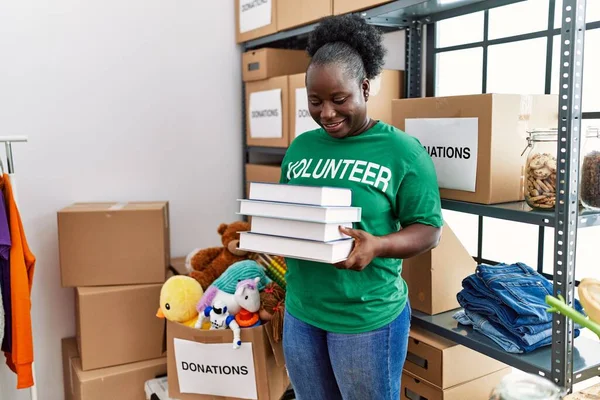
[156,275,204,327]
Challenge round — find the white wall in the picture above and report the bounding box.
[0,2,242,399]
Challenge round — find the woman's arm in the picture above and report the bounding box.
[376,224,441,259]
[334,224,442,272]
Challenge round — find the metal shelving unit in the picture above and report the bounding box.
[240,0,598,394]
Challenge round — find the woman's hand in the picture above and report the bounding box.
[334,226,382,272]
[333,223,442,272]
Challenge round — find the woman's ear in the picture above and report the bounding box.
[362,78,370,102]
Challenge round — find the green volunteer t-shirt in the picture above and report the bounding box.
[279,121,443,334]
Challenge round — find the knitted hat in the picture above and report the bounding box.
[212,260,271,294]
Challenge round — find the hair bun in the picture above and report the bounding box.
[307,14,386,80]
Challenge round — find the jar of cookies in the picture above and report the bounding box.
[580,126,600,210]
[523,129,557,210]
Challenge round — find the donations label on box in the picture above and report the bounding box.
[239,0,272,33]
[174,338,258,399]
[295,88,320,137]
[405,117,479,192]
[249,88,283,139]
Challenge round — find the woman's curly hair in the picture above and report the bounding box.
[306,14,387,81]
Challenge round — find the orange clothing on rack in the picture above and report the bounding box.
[2,174,36,389]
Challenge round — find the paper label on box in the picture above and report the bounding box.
[295,88,320,137]
[249,88,282,139]
[239,0,272,34]
[174,338,258,399]
[405,118,478,192]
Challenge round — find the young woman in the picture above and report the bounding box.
[279,14,443,400]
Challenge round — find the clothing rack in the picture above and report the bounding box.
[0,136,36,400]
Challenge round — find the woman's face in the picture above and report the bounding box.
[306,63,369,139]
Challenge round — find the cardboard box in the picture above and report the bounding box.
[367,69,404,124]
[246,76,289,148]
[245,163,282,197]
[289,69,403,145]
[277,0,332,31]
[565,382,600,399]
[236,0,278,43]
[62,338,79,400]
[401,368,511,400]
[167,320,289,400]
[76,284,165,371]
[405,326,507,389]
[401,221,476,315]
[63,337,167,400]
[242,48,310,82]
[288,73,320,144]
[392,94,559,204]
[334,0,393,15]
[58,201,170,287]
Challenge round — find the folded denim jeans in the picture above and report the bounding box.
[454,308,580,353]
[454,309,523,353]
[458,262,583,333]
[456,262,583,353]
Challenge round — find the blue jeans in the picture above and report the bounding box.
[282,303,411,400]
[456,262,583,353]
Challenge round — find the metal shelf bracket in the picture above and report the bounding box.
[552,0,587,391]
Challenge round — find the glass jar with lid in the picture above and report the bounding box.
[579,126,600,210]
[522,129,558,210]
[489,373,567,400]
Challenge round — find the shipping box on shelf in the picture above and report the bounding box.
[277,0,332,31]
[289,69,404,145]
[166,319,289,400]
[367,69,404,125]
[58,201,170,287]
[401,220,475,315]
[401,368,511,400]
[76,284,165,371]
[405,326,507,389]
[288,73,320,144]
[62,337,167,400]
[334,0,394,15]
[246,76,290,147]
[245,163,282,197]
[242,48,310,82]
[392,94,559,204]
[236,0,278,43]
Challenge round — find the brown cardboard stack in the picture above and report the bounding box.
[236,0,335,43]
[401,326,511,400]
[243,48,405,149]
[58,202,170,400]
[244,48,311,148]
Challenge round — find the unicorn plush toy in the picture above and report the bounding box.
[195,277,261,327]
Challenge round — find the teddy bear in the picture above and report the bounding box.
[186,221,255,290]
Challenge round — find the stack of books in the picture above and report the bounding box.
[237,182,362,264]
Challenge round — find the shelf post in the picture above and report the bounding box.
[405,20,423,98]
[552,0,587,391]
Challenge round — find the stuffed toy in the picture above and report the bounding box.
[259,282,286,342]
[156,275,204,327]
[197,300,242,349]
[196,259,271,317]
[197,277,261,318]
[186,221,255,290]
